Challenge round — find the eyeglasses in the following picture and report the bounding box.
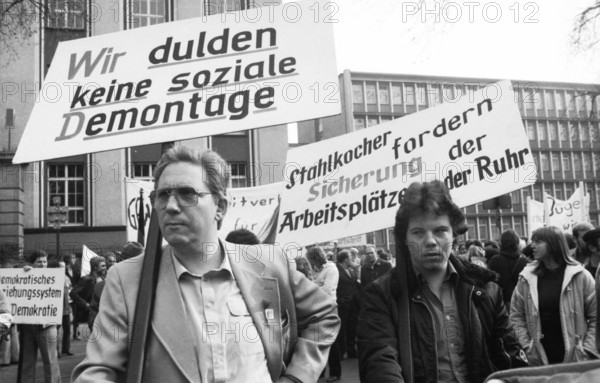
[154,187,214,210]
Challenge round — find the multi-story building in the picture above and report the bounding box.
[298,70,600,252]
[0,0,286,260]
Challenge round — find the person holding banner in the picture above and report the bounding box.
[510,226,598,366]
[72,146,339,383]
[21,250,61,383]
[357,181,527,382]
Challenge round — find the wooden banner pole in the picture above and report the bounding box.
[125,210,162,383]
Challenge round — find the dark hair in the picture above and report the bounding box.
[90,256,106,272]
[120,241,144,260]
[153,146,230,229]
[484,240,499,250]
[377,248,391,261]
[572,222,594,239]
[226,229,260,245]
[337,249,351,264]
[306,247,327,269]
[29,250,48,264]
[500,229,521,252]
[394,181,467,247]
[564,233,577,250]
[531,226,577,275]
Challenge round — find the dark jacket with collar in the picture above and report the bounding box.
[487,250,529,305]
[336,263,359,305]
[357,254,528,383]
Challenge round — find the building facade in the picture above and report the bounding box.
[298,70,600,252]
[0,0,287,260]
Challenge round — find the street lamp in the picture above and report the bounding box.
[48,196,69,258]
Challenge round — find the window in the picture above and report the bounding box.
[352,82,364,104]
[205,0,250,15]
[478,219,488,240]
[584,153,592,172]
[571,123,580,143]
[416,84,427,107]
[551,153,560,171]
[566,91,576,113]
[366,83,377,105]
[48,164,85,225]
[544,90,555,111]
[513,218,523,237]
[562,153,571,171]
[548,121,558,141]
[391,84,402,105]
[47,0,86,29]
[405,84,416,106]
[354,116,365,130]
[574,154,582,172]
[229,162,247,188]
[132,163,156,181]
[526,121,536,140]
[537,121,547,141]
[524,88,535,112]
[581,123,590,142]
[541,153,550,171]
[367,116,379,127]
[533,184,542,201]
[131,0,166,28]
[378,83,390,105]
[555,185,564,200]
[556,91,565,112]
[429,84,443,107]
[559,122,569,141]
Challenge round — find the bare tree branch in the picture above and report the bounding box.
[572,0,600,51]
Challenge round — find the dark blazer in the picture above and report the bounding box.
[72,241,340,383]
[336,263,359,305]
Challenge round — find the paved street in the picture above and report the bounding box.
[1,326,360,383]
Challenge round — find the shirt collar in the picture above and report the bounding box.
[171,243,234,280]
[415,259,459,288]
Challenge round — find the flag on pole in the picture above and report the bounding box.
[81,245,99,277]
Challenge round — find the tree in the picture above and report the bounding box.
[0,0,44,62]
[573,1,600,51]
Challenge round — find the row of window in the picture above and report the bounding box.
[48,161,248,226]
[532,151,598,177]
[350,80,600,120]
[525,119,600,147]
[44,0,247,29]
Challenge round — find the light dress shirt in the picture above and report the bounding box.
[172,250,272,383]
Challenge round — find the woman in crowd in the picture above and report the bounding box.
[510,226,597,366]
[466,245,487,268]
[306,247,340,382]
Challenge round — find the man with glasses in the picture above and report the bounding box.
[73,146,339,383]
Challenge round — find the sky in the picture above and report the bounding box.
[329,0,600,84]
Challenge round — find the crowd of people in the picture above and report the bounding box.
[0,241,144,383]
[2,146,600,383]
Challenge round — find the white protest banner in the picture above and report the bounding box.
[545,188,590,232]
[219,182,282,243]
[13,0,340,164]
[0,268,64,325]
[81,245,99,277]
[338,234,368,247]
[125,179,154,244]
[277,80,536,247]
[527,197,544,238]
